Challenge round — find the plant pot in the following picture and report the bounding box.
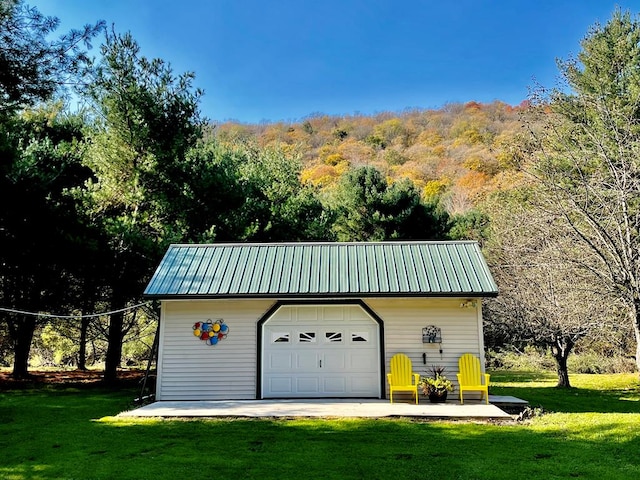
[428,390,448,403]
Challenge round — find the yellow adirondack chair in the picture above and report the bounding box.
[457,353,490,404]
[387,353,420,404]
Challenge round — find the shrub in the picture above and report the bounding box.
[568,353,637,374]
[486,348,556,372]
[487,348,637,374]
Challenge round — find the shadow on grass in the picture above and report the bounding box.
[0,373,640,480]
[4,412,640,480]
[490,370,558,383]
[1,381,640,480]
[490,371,640,414]
[498,386,639,413]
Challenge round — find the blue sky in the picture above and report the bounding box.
[33,0,640,123]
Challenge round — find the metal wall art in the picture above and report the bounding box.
[422,325,442,343]
[193,319,229,345]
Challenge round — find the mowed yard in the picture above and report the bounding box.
[1,372,639,480]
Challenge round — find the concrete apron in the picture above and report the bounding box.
[118,396,515,420]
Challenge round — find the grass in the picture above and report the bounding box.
[1,372,639,480]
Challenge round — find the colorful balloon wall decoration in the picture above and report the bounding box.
[193,319,229,345]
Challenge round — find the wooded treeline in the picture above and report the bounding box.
[1,1,639,387]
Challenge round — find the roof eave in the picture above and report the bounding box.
[143,291,499,300]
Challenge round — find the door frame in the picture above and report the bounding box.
[256,299,385,399]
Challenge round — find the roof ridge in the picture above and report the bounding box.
[168,240,479,248]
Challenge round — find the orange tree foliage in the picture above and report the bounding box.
[214,101,524,215]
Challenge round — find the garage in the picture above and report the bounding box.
[260,304,382,398]
[145,241,498,401]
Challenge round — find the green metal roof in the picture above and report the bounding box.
[143,241,498,299]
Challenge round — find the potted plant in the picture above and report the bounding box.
[419,366,454,403]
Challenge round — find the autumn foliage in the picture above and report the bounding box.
[214,101,525,214]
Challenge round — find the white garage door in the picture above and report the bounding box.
[262,304,381,398]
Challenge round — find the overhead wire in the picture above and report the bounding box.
[0,301,152,319]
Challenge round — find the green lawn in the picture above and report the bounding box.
[1,372,639,480]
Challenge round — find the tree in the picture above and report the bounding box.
[0,105,93,377]
[0,1,102,378]
[483,193,610,387]
[170,139,248,242]
[448,210,490,245]
[329,166,450,241]
[83,31,204,382]
[234,142,334,241]
[526,9,640,375]
[0,0,103,115]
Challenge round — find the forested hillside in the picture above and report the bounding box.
[214,100,527,215]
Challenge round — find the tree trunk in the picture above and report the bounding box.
[11,315,37,379]
[633,307,640,379]
[77,316,90,371]
[551,338,574,388]
[555,355,571,388]
[103,294,126,383]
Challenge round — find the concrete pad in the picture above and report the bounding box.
[489,395,529,405]
[118,398,512,420]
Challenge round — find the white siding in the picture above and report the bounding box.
[157,299,274,400]
[157,297,487,401]
[364,298,486,400]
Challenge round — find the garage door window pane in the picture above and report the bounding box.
[272,332,290,343]
[299,332,316,343]
[325,332,342,342]
[351,332,369,342]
